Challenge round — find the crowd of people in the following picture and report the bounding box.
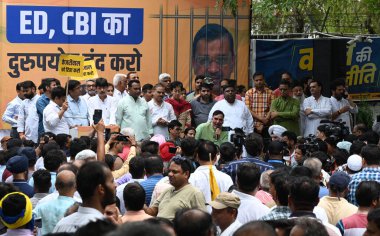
[0,70,379,236]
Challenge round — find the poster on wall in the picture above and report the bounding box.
[0,0,251,129]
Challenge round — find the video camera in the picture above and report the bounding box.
[319,119,349,141]
[298,134,320,157]
[221,127,246,147]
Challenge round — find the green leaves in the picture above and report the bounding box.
[216,0,380,34]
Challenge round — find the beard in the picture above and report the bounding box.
[101,185,116,208]
[88,90,97,96]
[24,93,34,99]
[335,94,343,100]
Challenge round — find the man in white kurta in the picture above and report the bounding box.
[330,79,358,133]
[87,78,117,125]
[43,87,70,135]
[208,84,254,135]
[148,84,176,137]
[302,80,332,137]
[17,81,40,143]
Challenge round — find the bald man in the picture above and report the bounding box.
[33,170,77,235]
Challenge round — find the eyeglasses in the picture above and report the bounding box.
[195,55,232,67]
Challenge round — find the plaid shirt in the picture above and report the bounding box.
[245,87,274,128]
[348,167,380,205]
[260,206,291,221]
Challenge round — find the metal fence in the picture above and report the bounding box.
[150,5,250,90]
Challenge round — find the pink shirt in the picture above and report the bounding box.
[121,210,152,223]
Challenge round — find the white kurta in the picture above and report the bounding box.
[208,99,254,135]
[302,96,332,137]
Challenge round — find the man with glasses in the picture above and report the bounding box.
[64,80,89,127]
[144,156,206,221]
[269,80,300,135]
[193,24,235,96]
[81,79,97,102]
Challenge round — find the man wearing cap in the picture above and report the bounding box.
[348,144,380,205]
[158,73,172,100]
[268,125,287,141]
[317,171,358,225]
[6,155,34,197]
[191,81,216,127]
[210,192,242,236]
[0,192,35,236]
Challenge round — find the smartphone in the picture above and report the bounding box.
[377,115,380,122]
[93,109,102,124]
[169,147,177,154]
[116,135,129,142]
[105,128,111,141]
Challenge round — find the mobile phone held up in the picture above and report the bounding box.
[93,109,102,124]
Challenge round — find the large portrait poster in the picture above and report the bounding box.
[0,0,250,129]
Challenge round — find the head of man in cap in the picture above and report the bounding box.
[346,154,363,175]
[327,171,351,200]
[210,192,241,235]
[268,125,287,141]
[6,155,28,180]
[158,73,172,96]
[0,192,34,233]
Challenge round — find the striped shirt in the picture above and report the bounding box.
[336,213,367,236]
[140,175,164,206]
[245,87,274,128]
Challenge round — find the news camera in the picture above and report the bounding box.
[298,134,320,157]
[319,119,350,141]
[221,127,246,148]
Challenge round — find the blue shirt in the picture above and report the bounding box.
[33,195,76,235]
[348,167,380,205]
[13,180,34,198]
[64,95,89,127]
[222,154,274,183]
[2,96,23,127]
[140,174,163,205]
[36,94,50,135]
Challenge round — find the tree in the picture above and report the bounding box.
[216,0,380,34]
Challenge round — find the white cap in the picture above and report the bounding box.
[347,154,363,172]
[337,141,352,153]
[75,149,97,161]
[159,73,171,82]
[268,125,287,137]
[120,127,135,137]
